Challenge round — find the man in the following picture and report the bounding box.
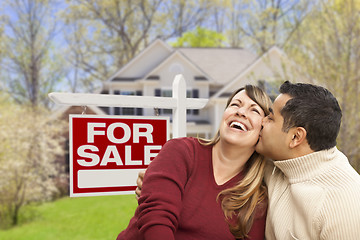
[135,81,360,239]
[256,81,360,239]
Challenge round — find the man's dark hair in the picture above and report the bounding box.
[279,81,342,151]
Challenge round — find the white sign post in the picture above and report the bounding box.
[49,74,208,138]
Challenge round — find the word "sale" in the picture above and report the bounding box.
[77,122,162,167]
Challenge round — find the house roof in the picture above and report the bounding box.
[209,46,287,100]
[106,39,258,86]
[177,47,257,85]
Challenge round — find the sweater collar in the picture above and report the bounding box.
[273,147,341,183]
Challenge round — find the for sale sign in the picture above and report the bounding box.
[69,115,169,197]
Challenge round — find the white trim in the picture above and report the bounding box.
[143,51,213,82]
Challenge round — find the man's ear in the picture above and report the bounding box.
[289,127,307,148]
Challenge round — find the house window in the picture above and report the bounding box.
[146,75,160,80]
[154,89,200,116]
[191,89,199,115]
[162,90,172,114]
[169,63,184,74]
[113,90,143,116]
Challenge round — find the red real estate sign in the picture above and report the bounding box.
[69,115,169,197]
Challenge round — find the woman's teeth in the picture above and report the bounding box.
[230,122,248,131]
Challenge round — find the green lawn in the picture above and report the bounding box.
[0,195,138,240]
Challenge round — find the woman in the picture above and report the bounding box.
[117,85,271,240]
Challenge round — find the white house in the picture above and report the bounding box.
[92,39,292,138]
[54,39,294,138]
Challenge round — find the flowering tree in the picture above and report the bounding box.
[0,101,66,228]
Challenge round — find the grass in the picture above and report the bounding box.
[0,195,138,240]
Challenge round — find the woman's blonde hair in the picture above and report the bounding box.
[199,85,271,238]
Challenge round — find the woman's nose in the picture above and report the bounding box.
[237,107,247,117]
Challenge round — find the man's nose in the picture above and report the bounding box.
[261,117,267,125]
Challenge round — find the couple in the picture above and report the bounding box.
[117,81,360,239]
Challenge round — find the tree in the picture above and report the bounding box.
[171,26,227,47]
[287,0,360,172]
[0,1,68,228]
[63,0,165,92]
[209,0,314,52]
[0,0,65,109]
[62,0,215,91]
[0,100,66,228]
[156,0,214,38]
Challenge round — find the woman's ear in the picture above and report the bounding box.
[289,127,307,148]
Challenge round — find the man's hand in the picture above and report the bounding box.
[135,170,146,200]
